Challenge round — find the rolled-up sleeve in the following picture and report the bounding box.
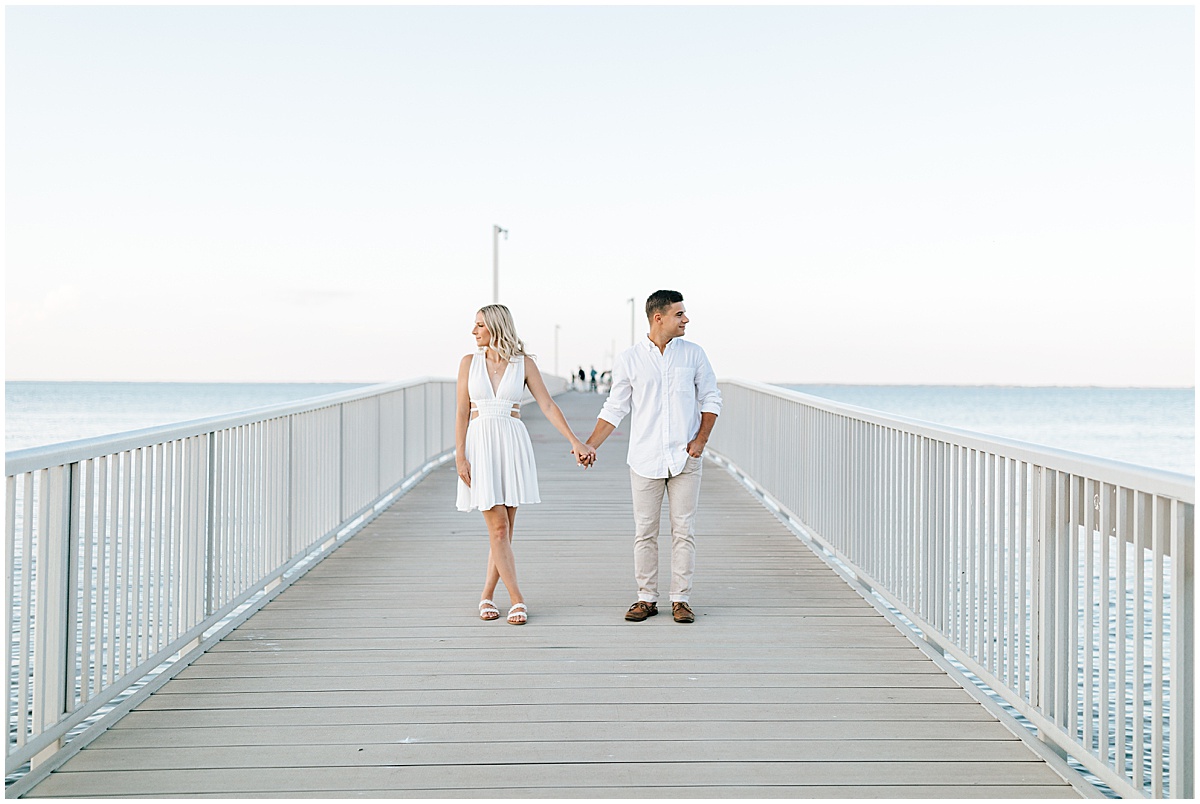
[598,352,632,427]
[695,351,722,416]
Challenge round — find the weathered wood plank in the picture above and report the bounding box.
[191,646,934,663]
[132,686,983,710]
[29,760,1069,797]
[94,701,1001,729]
[176,657,947,677]
[96,719,1020,748]
[63,738,1046,771]
[196,643,931,662]
[158,672,961,693]
[74,786,1082,799]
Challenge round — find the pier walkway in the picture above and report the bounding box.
[25,393,1079,798]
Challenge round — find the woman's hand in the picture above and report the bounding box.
[456,455,471,487]
[572,441,596,468]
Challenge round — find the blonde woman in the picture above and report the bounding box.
[456,304,595,624]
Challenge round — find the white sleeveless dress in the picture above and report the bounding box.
[455,350,541,512]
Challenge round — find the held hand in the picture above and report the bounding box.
[456,455,471,487]
[685,438,706,459]
[572,442,597,468]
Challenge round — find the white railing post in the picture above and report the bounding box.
[30,465,72,768]
[1169,500,1194,798]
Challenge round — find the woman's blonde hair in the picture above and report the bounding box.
[479,304,530,362]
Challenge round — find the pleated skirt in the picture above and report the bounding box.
[455,416,541,512]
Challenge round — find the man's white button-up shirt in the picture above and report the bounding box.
[598,336,722,479]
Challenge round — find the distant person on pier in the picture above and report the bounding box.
[589,366,598,392]
[578,366,586,390]
[456,304,595,625]
[585,290,721,624]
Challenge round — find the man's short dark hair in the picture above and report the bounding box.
[646,289,684,320]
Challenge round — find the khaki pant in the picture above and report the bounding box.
[630,456,703,604]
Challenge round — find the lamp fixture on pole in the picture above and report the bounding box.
[628,297,636,347]
[492,225,508,303]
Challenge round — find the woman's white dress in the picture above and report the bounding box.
[456,350,541,512]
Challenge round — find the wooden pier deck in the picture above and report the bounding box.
[26,393,1081,798]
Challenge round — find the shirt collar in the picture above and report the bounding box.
[639,335,681,353]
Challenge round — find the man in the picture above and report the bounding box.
[586,290,721,624]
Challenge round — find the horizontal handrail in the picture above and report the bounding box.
[708,379,1193,799]
[750,381,1193,501]
[6,378,438,477]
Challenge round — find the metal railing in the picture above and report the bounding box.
[707,380,1193,799]
[5,378,460,782]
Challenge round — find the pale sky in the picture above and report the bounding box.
[5,5,1195,386]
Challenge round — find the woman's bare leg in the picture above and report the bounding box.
[481,506,521,606]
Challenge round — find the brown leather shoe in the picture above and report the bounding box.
[625,601,658,621]
[672,601,695,623]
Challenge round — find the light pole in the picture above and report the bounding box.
[554,324,561,377]
[627,297,636,347]
[492,225,508,303]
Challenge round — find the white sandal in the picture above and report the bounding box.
[479,599,500,621]
[507,602,528,625]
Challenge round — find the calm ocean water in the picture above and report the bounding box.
[783,385,1194,476]
[6,382,1195,476]
[5,382,366,452]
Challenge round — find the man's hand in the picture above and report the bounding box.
[686,412,718,458]
[572,442,597,468]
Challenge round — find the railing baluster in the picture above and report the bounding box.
[109,454,123,684]
[1151,496,1165,797]
[1168,497,1194,798]
[1134,490,1147,792]
[17,473,34,748]
[78,460,94,707]
[1084,477,1095,753]
[1060,475,1080,734]
[98,456,112,691]
[5,476,16,740]
[121,451,134,677]
[169,440,182,642]
[1006,458,1017,690]
[134,447,147,669]
[154,443,166,656]
[1018,461,1028,701]
[1115,485,1129,780]
[67,462,82,714]
[971,449,981,661]
[1098,481,1112,764]
[1031,465,1045,715]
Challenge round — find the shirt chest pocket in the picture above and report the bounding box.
[672,366,696,395]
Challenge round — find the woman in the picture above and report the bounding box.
[455,304,594,625]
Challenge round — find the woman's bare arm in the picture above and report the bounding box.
[525,357,595,466]
[455,354,473,486]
